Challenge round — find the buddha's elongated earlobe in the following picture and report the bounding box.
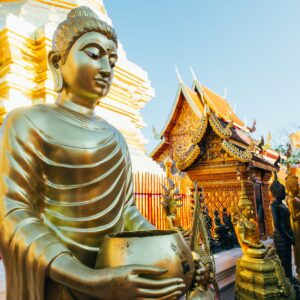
[48,50,64,93]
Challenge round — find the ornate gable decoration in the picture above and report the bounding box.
[175,85,253,171]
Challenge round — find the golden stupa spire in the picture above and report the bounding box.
[238,181,252,208]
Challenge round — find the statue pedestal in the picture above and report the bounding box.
[236,255,295,299]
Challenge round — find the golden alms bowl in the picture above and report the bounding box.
[95,230,195,294]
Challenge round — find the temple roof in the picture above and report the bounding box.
[159,80,244,139]
[159,83,203,138]
[151,80,277,172]
[193,81,244,128]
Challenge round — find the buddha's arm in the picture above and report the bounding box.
[124,203,156,230]
[238,225,263,248]
[0,110,73,298]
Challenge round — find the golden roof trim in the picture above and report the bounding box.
[175,144,201,171]
[222,140,253,163]
[193,80,245,128]
[149,137,166,158]
[208,109,232,139]
[191,107,209,144]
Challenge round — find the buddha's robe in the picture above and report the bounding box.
[0,104,153,300]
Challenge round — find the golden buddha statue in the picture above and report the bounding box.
[234,182,295,300]
[0,7,190,300]
[285,172,300,280]
[235,182,275,259]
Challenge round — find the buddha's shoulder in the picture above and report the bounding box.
[3,104,56,124]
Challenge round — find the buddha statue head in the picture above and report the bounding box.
[286,173,299,197]
[270,172,286,200]
[213,210,220,224]
[48,6,118,106]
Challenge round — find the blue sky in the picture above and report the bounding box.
[105,1,300,153]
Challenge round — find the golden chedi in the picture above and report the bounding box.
[285,171,300,281]
[234,182,295,300]
[0,7,192,300]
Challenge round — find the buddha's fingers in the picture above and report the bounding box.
[136,284,185,298]
[131,275,184,288]
[130,265,167,276]
[194,275,205,283]
[191,251,200,262]
[196,268,206,275]
[137,290,182,300]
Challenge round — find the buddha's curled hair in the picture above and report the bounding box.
[53,6,118,64]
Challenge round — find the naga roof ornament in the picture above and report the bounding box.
[191,105,209,144]
[175,144,201,171]
[222,140,253,163]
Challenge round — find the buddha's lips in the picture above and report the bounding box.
[95,78,108,87]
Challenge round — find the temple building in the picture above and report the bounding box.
[0,0,161,173]
[150,79,278,237]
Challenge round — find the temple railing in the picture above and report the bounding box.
[133,172,192,229]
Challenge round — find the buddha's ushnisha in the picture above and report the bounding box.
[0,7,188,300]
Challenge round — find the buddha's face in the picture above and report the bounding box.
[242,205,254,219]
[61,31,118,101]
[170,204,177,216]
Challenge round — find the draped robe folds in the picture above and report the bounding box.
[0,104,153,300]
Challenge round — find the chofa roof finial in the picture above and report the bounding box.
[175,65,183,83]
[190,67,198,82]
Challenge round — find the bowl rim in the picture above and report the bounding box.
[106,230,179,238]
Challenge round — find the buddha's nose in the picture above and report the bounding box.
[98,56,111,77]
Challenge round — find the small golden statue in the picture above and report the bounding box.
[234,182,295,300]
[161,177,183,230]
[285,171,300,281]
[0,7,195,300]
[235,182,275,259]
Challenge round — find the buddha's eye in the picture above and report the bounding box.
[84,47,101,60]
[109,55,118,68]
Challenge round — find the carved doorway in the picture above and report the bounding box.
[254,182,266,237]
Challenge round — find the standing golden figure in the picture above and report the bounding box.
[285,171,300,281]
[0,7,193,300]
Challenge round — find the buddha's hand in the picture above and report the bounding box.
[252,242,264,248]
[49,254,185,300]
[105,265,186,300]
[190,252,208,290]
